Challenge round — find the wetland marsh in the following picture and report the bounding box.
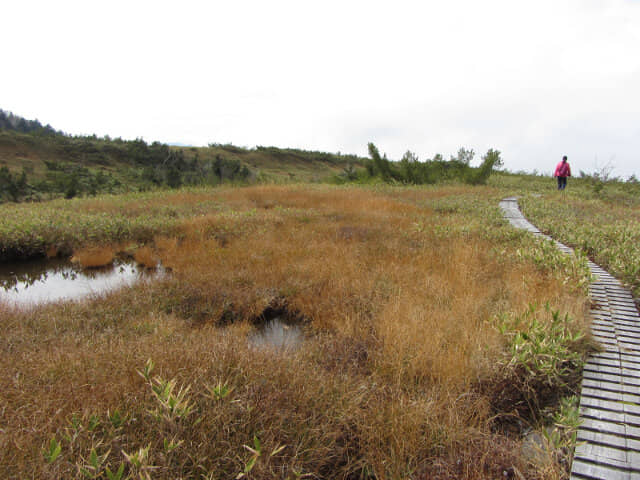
[0,185,595,479]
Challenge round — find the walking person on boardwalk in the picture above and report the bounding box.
[554,155,571,190]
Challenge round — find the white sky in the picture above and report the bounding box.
[3,0,640,177]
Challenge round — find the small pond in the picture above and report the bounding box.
[0,258,160,307]
[248,317,304,351]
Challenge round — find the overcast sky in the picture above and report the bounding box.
[3,0,640,177]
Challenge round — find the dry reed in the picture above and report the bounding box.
[70,245,115,268]
[133,246,158,268]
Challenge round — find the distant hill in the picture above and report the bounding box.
[0,109,63,136]
[0,110,365,202]
[0,109,514,204]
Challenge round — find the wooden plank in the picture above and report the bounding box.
[612,313,640,320]
[571,458,634,479]
[619,354,640,365]
[575,442,629,464]
[580,406,640,428]
[591,329,619,338]
[582,417,640,441]
[582,370,624,383]
[612,308,640,316]
[574,446,640,474]
[616,327,640,336]
[589,361,640,377]
[579,387,640,406]
[580,406,626,424]
[577,429,640,451]
[587,358,623,369]
[581,379,640,396]
[584,364,623,376]
[579,397,640,417]
[586,365,640,381]
[593,337,618,346]
[621,368,640,379]
[609,301,638,309]
[592,351,623,360]
[582,371,640,387]
[617,343,640,353]
[615,322,640,330]
[591,319,616,327]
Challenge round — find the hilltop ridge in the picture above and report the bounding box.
[0,110,365,202]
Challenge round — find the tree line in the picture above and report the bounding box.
[339,143,503,185]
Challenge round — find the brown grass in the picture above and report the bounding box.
[70,246,115,268]
[133,246,158,268]
[0,185,589,479]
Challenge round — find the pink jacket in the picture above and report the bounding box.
[554,161,571,177]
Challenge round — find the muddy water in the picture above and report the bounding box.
[0,258,159,307]
[248,318,304,350]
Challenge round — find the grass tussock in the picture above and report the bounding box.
[70,245,115,268]
[133,246,158,268]
[0,185,592,479]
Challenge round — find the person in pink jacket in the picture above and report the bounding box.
[554,155,571,190]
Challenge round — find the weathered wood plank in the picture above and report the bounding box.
[580,406,640,428]
[571,458,636,479]
[582,379,640,395]
[579,397,640,417]
[582,370,640,387]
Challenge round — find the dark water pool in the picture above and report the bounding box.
[0,258,159,307]
[248,317,304,351]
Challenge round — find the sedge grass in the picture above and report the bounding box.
[70,246,115,268]
[133,246,158,268]
[0,185,592,479]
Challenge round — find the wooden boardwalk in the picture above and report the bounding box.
[500,197,640,480]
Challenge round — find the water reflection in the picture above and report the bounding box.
[248,318,303,351]
[0,258,159,306]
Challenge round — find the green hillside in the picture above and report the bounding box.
[0,110,365,202]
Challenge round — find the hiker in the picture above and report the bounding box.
[554,155,571,190]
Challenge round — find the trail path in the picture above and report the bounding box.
[500,197,640,480]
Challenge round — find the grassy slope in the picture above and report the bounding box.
[0,130,363,187]
[182,145,364,182]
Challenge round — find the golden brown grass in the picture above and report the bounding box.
[70,246,115,268]
[133,245,158,268]
[0,185,590,479]
[45,245,58,258]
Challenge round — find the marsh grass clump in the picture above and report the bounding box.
[0,185,593,479]
[133,245,158,268]
[488,304,591,431]
[70,246,115,268]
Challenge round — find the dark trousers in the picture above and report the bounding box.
[557,177,567,190]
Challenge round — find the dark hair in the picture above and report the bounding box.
[562,155,568,161]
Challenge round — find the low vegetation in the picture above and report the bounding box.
[0,185,594,479]
[0,112,365,202]
[353,144,503,186]
[1,110,506,203]
[519,181,640,298]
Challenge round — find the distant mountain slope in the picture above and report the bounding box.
[0,109,62,136]
[0,110,365,202]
